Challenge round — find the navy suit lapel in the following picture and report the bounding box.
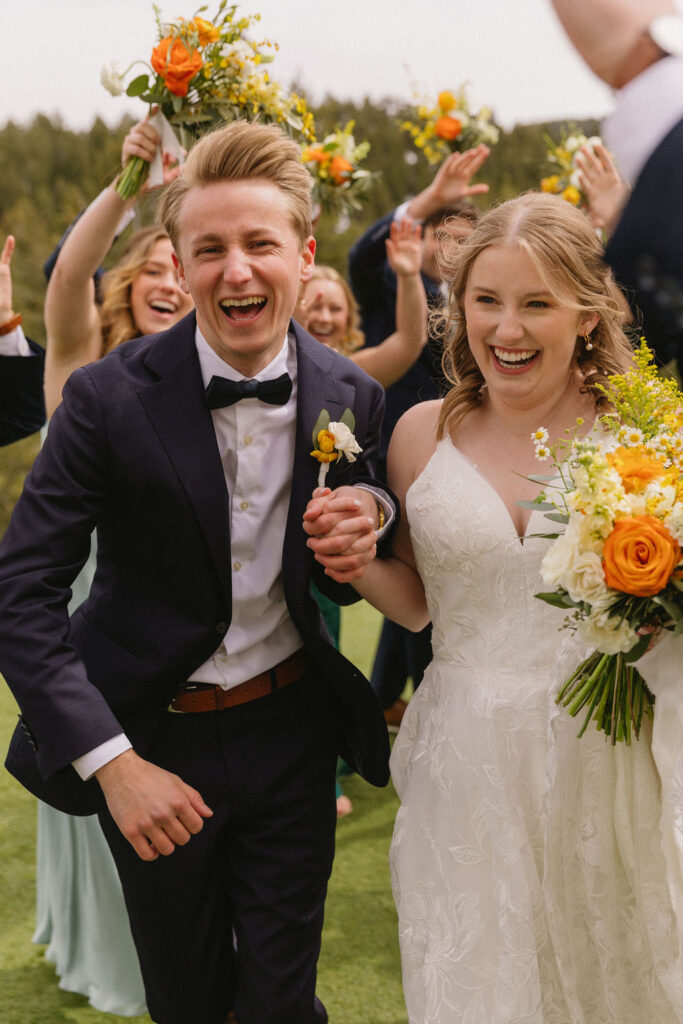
[136,316,231,600]
[283,323,356,607]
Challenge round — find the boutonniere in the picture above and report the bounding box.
[310,407,362,489]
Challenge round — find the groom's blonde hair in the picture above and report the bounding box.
[157,120,313,252]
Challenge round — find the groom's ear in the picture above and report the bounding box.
[300,237,316,284]
[173,252,191,295]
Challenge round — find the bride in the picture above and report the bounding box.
[307,192,683,1023]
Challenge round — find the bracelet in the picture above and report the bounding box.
[0,313,21,336]
[376,502,385,531]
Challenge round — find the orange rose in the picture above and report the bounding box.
[602,515,681,597]
[328,155,354,185]
[606,446,669,494]
[434,115,462,141]
[151,37,203,97]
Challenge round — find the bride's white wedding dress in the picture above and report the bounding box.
[391,438,683,1024]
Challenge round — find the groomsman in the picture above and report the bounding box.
[0,121,393,1024]
[551,0,683,364]
[348,146,488,727]
[0,235,45,445]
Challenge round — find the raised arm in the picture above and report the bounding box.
[43,120,161,415]
[574,143,631,237]
[404,144,490,221]
[351,219,428,387]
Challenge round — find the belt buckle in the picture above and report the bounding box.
[167,683,205,714]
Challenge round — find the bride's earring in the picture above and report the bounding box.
[584,332,594,351]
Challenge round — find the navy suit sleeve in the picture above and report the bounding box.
[348,211,398,336]
[0,367,122,777]
[0,338,46,445]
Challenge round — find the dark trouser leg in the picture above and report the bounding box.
[99,672,337,1024]
[370,619,433,709]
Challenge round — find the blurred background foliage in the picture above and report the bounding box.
[0,99,599,535]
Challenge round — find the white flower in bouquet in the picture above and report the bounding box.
[101,61,125,96]
[578,601,639,655]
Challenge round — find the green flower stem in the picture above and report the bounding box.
[566,653,611,716]
[115,156,150,201]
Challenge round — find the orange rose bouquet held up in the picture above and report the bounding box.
[525,340,683,744]
[400,86,499,166]
[301,121,379,218]
[101,1,315,199]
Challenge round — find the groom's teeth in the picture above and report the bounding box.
[222,297,265,308]
[493,347,537,365]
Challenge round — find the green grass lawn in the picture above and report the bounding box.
[0,601,408,1024]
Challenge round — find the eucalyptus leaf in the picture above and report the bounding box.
[544,512,570,524]
[340,408,356,431]
[517,499,556,511]
[311,409,330,446]
[535,591,578,609]
[526,531,562,540]
[526,473,559,482]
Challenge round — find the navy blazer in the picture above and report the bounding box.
[348,211,445,462]
[606,116,683,364]
[0,337,46,445]
[0,314,391,813]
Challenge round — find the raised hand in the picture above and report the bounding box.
[0,235,16,324]
[407,144,490,221]
[386,218,423,278]
[96,749,213,861]
[574,142,630,235]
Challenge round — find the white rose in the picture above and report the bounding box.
[563,550,608,604]
[328,422,362,462]
[578,603,638,655]
[540,528,576,589]
[100,61,125,97]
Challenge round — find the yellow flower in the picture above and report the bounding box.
[438,90,457,112]
[606,446,668,494]
[561,185,581,205]
[190,16,220,45]
[540,175,560,193]
[310,429,340,463]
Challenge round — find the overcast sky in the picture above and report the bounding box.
[6,0,622,133]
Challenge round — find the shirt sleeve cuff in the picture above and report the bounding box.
[72,734,133,781]
[0,325,31,356]
[355,483,394,539]
[393,200,421,224]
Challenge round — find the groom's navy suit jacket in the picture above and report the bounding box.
[0,314,391,814]
[606,117,683,365]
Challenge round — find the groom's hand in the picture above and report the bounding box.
[304,485,378,583]
[96,749,213,861]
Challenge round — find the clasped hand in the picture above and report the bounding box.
[303,485,380,583]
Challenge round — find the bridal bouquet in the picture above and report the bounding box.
[529,340,683,744]
[540,127,603,207]
[400,87,499,165]
[101,1,315,198]
[301,122,378,216]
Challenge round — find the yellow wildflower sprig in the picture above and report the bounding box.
[540,126,603,207]
[301,121,379,216]
[400,86,499,166]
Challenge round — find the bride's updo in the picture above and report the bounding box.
[434,192,635,437]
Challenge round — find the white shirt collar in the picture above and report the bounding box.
[604,56,683,185]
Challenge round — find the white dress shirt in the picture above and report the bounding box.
[0,325,31,356]
[604,56,683,185]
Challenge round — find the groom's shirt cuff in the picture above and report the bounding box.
[72,734,132,781]
[355,484,394,539]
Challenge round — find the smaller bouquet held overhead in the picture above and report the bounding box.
[540,127,603,207]
[301,121,378,217]
[102,1,315,198]
[400,86,499,166]
[528,340,683,744]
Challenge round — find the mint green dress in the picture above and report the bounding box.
[33,536,146,1016]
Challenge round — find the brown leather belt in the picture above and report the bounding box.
[168,650,310,713]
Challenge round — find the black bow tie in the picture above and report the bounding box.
[205,372,293,410]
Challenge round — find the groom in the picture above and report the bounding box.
[0,121,392,1024]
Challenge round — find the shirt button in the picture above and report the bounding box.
[243,436,253,446]
[240,501,249,511]
[233,561,242,572]
[214,621,228,636]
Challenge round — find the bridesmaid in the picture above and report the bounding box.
[36,118,193,1016]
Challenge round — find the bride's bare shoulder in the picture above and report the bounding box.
[387,401,442,488]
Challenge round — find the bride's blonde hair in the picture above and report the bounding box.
[434,193,635,438]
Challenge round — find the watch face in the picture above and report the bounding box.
[650,13,683,57]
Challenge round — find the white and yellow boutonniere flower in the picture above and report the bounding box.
[310,408,362,489]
